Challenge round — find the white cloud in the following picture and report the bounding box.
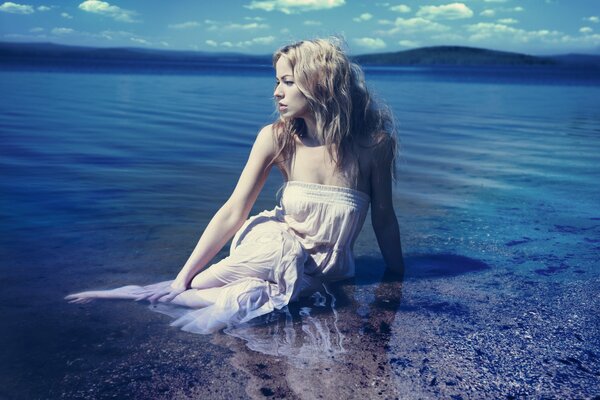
[303,20,322,26]
[466,22,563,45]
[377,19,393,25]
[224,22,269,30]
[244,0,345,14]
[168,21,200,29]
[579,27,593,34]
[497,18,517,24]
[353,37,386,49]
[250,36,275,45]
[583,16,599,24]
[51,27,74,35]
[507,6,524,12]
[30,27,44,32]
[235,36,272,47]
[398,39,419,47]
[206,21,269,31]
[379,17,450,35]
[417,3,473,20]
[100,30,132,37]
[480,9,495,17]
[206,36,276,49]
[98,29,135,41]
[78,0,137,23]
[130,37,149,45]
[558,33,600,47]
[37,5,50,11]
[61,12,72,19]
[353,13,372,22]
[466,22,517,41]
[280,28,290,34]
[0,2,34,14]
[390,4,410,13]
[160,41,169,47]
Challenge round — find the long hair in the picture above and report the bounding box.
[271,38,397,185]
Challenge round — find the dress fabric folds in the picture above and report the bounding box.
[104,181,370,334]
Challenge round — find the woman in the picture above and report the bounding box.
[66,38,404,334]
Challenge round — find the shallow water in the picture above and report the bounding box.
[1,65,599,398]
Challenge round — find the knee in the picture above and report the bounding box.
[190,269,222,290]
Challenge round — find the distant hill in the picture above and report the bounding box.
[1,42,599,70]
[354,46,600,68]
[353,45,559,66]
[0,41,271,66]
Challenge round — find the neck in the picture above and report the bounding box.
[300,116,324,145]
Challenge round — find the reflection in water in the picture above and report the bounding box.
[223,287,346,364]
[209,257,407,399]
[219,257,405,363]
[211,254,507,398]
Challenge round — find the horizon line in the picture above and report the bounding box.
[2,40,599,58]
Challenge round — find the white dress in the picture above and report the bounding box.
[78,181,370,334]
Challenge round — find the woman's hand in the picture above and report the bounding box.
[136,282,188,304]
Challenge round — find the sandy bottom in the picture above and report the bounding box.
[1,250,598,400]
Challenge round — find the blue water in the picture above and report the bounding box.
[1,65,599,398]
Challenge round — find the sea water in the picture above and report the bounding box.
[1,64,599,398]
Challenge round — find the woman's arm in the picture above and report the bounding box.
[370,140,405,276]
[144,125,277,303]
[169,125,277,289]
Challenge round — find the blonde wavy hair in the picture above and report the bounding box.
[271,38,397,185]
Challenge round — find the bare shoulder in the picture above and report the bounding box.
[252,124,278,152]
[257,123,275,139]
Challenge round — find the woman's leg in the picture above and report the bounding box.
[168,287,222,307]
[188,229,282,290]
[65,284,163,304]
[189,267,229,289]
[66,224,296,308]
[64,283,222,308]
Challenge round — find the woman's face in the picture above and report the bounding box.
[274,57,310,120]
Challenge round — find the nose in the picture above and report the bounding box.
[274,83,283,99]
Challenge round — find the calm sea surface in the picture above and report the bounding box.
[1,64,599,398]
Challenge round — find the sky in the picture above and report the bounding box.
[1,0,599,55]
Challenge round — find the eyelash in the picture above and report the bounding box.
[275,80,294,86]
